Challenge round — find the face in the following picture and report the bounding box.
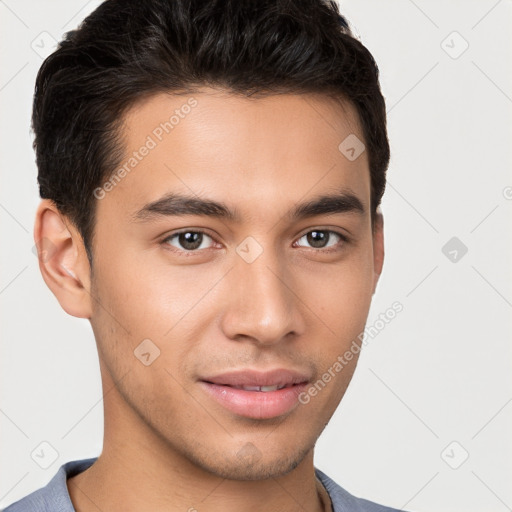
[81,88,383,480]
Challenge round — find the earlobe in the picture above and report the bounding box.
[372,210,385,295]
[33,199,93,319]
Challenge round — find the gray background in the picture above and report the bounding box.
[1,1,511,510]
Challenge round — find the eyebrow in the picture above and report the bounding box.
[132,189,365,224]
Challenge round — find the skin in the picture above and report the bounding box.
[35,87,384,512]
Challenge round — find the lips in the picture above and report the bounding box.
[199,368,311,419]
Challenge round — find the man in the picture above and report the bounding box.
[4,0,407,510]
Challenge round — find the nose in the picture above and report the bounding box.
[219,244,306,346]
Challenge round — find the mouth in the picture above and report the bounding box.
[199,368,310,419]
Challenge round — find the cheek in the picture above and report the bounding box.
[92,245,213,334]
[300,247,375,336]
[89,247,226,381]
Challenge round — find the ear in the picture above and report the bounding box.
[371,209,384,295]
[33,199,93,318]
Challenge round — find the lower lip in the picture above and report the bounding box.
[199,381,308,419]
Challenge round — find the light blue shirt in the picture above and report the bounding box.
[3,457,407,511]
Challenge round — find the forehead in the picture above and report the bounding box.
[98,87,370,222]
[123,87,364,155]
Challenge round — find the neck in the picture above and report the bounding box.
[67,374,330,512]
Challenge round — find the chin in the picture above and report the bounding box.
[186,441,313,481]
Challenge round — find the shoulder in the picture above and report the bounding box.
[315,467,409,512]
[2,458,97,512]
[4,460,407,512]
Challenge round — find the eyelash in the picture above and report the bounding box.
[161,228,349,256]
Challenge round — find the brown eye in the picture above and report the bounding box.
[295,230,346,250]
[163,230,214,252]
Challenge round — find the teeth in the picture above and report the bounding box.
[241,385,261,391]
[231,384,287,392]
[260,385,279,392]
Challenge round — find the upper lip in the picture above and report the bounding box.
[201,368,311,388]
